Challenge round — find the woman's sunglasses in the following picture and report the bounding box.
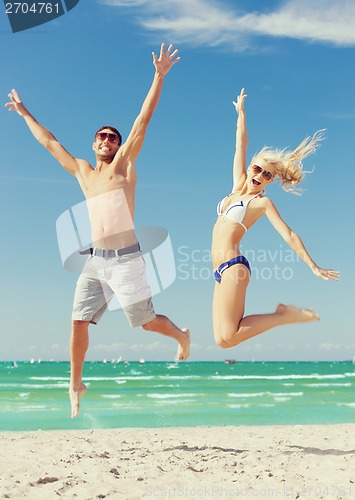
[96,132,119,143]
[252,165,273,181]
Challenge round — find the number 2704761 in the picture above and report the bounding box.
[5,3,60,15]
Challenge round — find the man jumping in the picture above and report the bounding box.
[6,43,190,418]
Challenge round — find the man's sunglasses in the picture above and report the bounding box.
[96,132,119,143]
[252,165,273,181]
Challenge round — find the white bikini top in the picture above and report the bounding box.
[216,191,262,232]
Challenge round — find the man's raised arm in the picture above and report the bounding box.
[119,43,180,163]
[5,89,80,176]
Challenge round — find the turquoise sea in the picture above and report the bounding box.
[0,361,354,431]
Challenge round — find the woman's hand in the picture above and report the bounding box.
[5,89,28,117]
[312,265,340,281]
[233,88,247,114]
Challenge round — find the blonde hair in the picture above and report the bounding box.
[250,130,325,195]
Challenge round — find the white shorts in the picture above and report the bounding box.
[72,251,156,327]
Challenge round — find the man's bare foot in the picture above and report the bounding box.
[69,382,87,418]
[276,304,320,322]
[177,328,190,361]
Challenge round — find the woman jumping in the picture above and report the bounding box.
[212,88,339,349]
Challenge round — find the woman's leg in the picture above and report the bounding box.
[213,265,319,348]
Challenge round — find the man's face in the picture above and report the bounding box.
[92,129,120,160]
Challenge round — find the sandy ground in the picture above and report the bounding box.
[1,424,354,499]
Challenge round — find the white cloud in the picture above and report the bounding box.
[92,342,127,351]
[319,342,355,352]
[323,112,355,120]
[0,175,74,184]
[130,341,168,352]
[50,343,62,351]
[99,0,355,50]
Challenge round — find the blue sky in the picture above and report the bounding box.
[0,0,354,362]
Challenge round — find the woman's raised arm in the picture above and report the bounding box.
[232,88,248,191]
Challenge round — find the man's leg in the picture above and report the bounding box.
[108,253,190,360]
[69,320,90,418]
[142,315,190,361]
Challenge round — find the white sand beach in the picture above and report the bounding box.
[1,424,354,499]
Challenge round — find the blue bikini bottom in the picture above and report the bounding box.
[214,255,251,284]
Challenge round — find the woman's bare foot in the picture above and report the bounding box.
[276,304,320,322]
[176,328,190,361]
[69,382,87,418]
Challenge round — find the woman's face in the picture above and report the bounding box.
[247,159,276,190]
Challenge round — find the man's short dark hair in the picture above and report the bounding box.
[95,126,122,146]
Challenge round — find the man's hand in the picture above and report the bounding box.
[152,43,180,76]
[5,89,27,117]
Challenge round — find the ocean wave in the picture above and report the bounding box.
[157,376,202,380]
[29,377,69,381]
[154,399,196,405]
[151,384,178,388]
[113,376,155,381]
[304,383,352,388]
[227,392,303,398]
[0,383,70,389]
[109,403,137,409]
[81,376,150,381]
[211,374,352,380]
[17,405,48,411]
[147,393,199,399]
[226,404,250,409]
